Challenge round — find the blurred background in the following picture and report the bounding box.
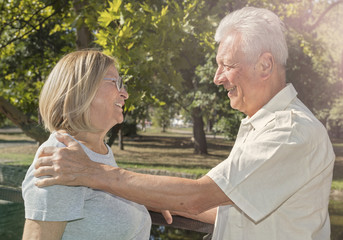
[1,0,343,239]
[1,0,342,152]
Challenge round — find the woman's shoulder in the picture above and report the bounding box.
[39,132,67,149]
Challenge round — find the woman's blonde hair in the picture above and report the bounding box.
[39,50,116,133]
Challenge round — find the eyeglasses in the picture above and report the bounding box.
[103,77,124,91]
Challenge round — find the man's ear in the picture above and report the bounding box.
[256,52,274,80]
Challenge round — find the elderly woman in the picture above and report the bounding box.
[21,50,152,239]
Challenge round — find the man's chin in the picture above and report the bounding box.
[230,103,239,111]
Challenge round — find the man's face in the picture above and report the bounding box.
[214,35,261,117]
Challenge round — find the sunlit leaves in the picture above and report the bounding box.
[0,0,57,49]
[0,0,74,123]
[98,10,120,27]
[108,0,122,13]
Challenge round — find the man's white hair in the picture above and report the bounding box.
[215,7,288,66]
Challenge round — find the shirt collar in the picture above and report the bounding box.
[242,83,298,131]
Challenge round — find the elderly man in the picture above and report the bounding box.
[34,7,335,240]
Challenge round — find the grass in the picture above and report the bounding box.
[1,128,343,239]
[332,180,343,191]
[0,127,342,182]
[0,129,222,177]
[0,153,36,164]
[118,162,209,178]
[329,200,343,239]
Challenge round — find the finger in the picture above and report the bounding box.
[34,166,55,177]
[161,210,173,224]
[55,132,77,147]
[35,177,59,188]
[38,146,58,158]
[35,156,55,169]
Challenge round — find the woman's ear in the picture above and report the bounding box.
[256,52,274,80]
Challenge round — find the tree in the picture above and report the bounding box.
[279,0,343,135]
[328,96,343,139]
[1,0,342,147]
[0,0,106,143]
[0,0,74,142]
[153,106,172,132]
[245,0,343,137]
[96,0,232,154]
[0,96,48,144]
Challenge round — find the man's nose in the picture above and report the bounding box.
[213,66,224,85]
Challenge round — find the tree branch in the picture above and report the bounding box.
[0,0,61,50]
[307,0,343,32]
[0,96,49,145]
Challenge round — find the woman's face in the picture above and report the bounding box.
[90,65,128,132]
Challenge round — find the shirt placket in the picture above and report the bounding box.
[235,123,253,145]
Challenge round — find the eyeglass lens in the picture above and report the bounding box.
[104,77,123,91]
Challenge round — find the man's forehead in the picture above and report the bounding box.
[216,37,236,61]
[216,34,242,63]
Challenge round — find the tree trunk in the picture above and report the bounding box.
[118,128,124,150]
[73,0,93,49]
[107,124,120,147]
[341,50,343,79]
[0,96,49,145]
[162,123,167,132]
[107,124,124,150]
[192,107,207,155]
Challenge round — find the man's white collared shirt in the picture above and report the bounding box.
[207,84,335,240]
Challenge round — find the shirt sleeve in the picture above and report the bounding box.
[207,113,335,222]
[22,134,87,221]
[23,181,86,221]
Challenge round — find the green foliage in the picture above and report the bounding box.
[96,0,164,118]
[1,0,342,142]
[285,29,335,112]
[328,96,343,138]
[0,0,75,124]
[95,0,244,141]
[213,111,244,140]
[88,0,343,140]
[152,106,174,132]
[280,0,342,137]
[244,0,343,137]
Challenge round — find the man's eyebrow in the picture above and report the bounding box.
[216,55,226,65]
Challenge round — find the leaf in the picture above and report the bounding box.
[49,24,61,35]
[98,10,118,27]
[161,6,168,17]
[127,42,134,49]
[109,0,122,13]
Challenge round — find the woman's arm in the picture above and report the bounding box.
[22,219,67,240]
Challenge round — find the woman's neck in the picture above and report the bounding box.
[58,130,108,154]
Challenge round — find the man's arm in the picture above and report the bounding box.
[97,168,230,214]
[172,207,217,224]
[22,219,67,240]
[35,133,233,214]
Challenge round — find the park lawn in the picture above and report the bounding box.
[0,129,343,188]
[1,129,343,239]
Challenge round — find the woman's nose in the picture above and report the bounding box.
[120,88,129,100]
